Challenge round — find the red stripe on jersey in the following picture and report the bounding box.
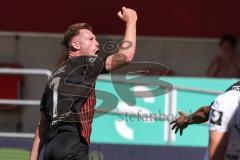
[79,87,96,145]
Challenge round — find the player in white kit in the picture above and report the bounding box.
[209,88,240,160]
[171,81,240,160]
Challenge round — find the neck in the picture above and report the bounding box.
[68,51,96,58]
[68,51,80,58]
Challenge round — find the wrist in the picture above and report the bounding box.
[126,21,136,27]
[186,115,193,124]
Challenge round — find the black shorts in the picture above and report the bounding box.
[44,122,89,160]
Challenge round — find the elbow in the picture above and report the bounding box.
[203,106,211,117]
[125,50,135,63]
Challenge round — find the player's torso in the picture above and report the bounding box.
[225,106,240,159]
[219,89,240,159]
[209,85,240,159]
[45,55,104,124]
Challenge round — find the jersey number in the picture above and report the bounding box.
[50,77,61,118]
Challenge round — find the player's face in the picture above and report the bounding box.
[220,41,234,54]
[77,29,99,55]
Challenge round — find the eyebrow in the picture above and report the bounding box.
[89,35,96,39]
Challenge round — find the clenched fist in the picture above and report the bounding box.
[117,7,137,24]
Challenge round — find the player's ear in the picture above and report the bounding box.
[71,41,80,50]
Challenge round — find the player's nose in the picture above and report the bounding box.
[95,41,99,49]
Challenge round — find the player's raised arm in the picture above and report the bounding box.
[105,7,137,71]
[170,106,210,135]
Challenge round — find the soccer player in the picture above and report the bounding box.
[29,7,137,160]
[170,81,240,160]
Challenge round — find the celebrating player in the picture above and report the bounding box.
[29,7,137,160]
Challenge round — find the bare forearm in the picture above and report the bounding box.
[209,131,228,160]
[119,22,136,61]
[188,106,210,124]
[29,126,47,160]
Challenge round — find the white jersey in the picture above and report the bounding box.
[209,89,240,159]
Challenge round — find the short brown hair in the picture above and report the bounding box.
[63,23,93,49]
[219,34,238,48]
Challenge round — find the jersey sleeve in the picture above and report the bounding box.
[209,91,240,132]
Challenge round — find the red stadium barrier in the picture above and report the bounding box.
[0,64,24,110]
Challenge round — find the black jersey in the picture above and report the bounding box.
[40,55,107,144]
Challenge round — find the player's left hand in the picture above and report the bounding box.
[170,111,190,136]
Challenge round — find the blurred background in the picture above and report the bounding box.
[0,0,239,159]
